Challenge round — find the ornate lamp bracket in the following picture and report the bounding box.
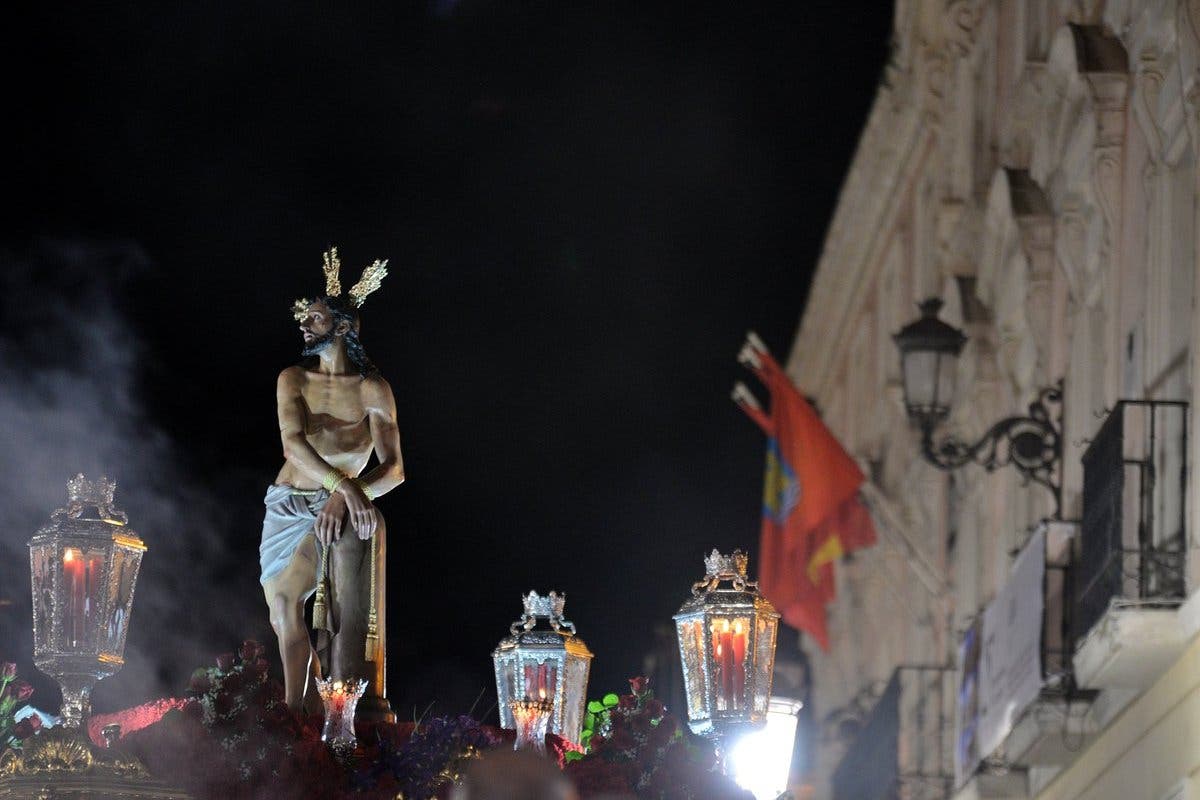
[920,382,1064,518]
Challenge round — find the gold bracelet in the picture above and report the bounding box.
[322,468,348,493]
[355,478,376,501]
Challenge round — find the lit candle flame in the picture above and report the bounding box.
[716,643,723,657]
[333,680,343,691]
[538,687,546,700]
[63,549,75,563]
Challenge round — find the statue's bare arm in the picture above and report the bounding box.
[359,377,405,499]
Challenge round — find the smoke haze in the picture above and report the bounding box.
[0,240,270,710]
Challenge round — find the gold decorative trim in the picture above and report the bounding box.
[110,533,147,552]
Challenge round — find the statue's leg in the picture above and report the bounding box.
[329,513,392,721]
[262,534,321,714]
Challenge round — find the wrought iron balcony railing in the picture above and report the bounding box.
[1076,400,1188,641]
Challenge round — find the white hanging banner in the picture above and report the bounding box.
[976,526,1045,759]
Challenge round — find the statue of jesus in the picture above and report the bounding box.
[259,247,403,718]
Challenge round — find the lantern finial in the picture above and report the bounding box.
[56,473,127,524]
[704,549,748,579]
[512,590,575,634]
[694,550,756,596]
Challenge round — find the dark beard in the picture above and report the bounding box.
[301,330,337,357]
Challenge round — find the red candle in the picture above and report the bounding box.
[731,621,747,709]
[715,622,735,708]
[63,549,84,645]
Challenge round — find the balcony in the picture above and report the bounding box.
[952,521,1095,800]
[1073,400,1188,691]
[831,666,954,800]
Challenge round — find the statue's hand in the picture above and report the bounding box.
[340,480,378,540]
[315,491,347,545]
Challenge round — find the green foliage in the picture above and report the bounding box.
[0,662,38,753]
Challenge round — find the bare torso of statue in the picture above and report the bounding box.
[260,256,402,718]
[277,383,375,486]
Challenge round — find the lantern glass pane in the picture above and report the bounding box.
[520,658,556,702]
[31,546,54,651]
[935,350,957,413]
[61,546,106,650]
[709,616,751,712]
[676,619,706,718]
[753,617,777,714]
[562,655,589,740]
[103,548,139,655]
[901,350,938,412]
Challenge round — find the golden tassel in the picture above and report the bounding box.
[365,529,379,662]
[312,541,332,634]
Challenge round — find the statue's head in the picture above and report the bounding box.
[292,247,387,378]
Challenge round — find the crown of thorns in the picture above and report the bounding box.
[292,246,389,320]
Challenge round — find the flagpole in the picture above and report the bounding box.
[858,482,947,599]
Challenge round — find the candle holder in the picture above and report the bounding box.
[508,693,554,754]
[673,550,780,765]
[316,677,367,763]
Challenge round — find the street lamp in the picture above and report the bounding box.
[728,696,804,800]
[893,298,1063,516]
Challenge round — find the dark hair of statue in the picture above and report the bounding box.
[302,295,380,379]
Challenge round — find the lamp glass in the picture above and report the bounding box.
[729,696,803,800]
[901,349,957,421]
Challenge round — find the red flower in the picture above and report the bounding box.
[648,716,677,749]
[9,680,33,702]
[239,640,264,662]
[643,698,665,719]
[215,653,236,671]
[629,676,649,695]
[606,725,636,752]
[0,663,15,681]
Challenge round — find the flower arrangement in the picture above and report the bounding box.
[0,662,39,752]
[113,641,503,799]
[185,640,279,729]
[564,678,753,800]
[369,714,499,798]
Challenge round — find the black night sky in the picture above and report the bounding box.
[1,2,890,721]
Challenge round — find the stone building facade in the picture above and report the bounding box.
[787,2,1200,798]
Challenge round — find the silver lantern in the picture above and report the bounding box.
[28,474,147,728]
[674,550,779,748]
[493,591,592,746]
